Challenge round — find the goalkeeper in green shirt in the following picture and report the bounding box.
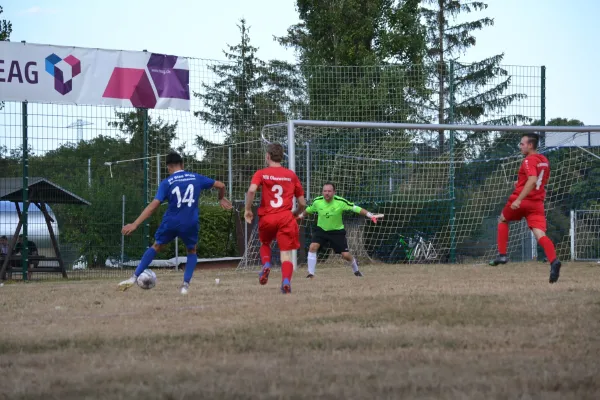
[296,183,383,278]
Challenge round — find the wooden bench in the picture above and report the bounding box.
[0,255,65,279]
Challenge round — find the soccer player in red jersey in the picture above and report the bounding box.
[244,143,307,294]
[490,133,562,283]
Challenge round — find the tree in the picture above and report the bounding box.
[1,5,12,110]
[420,0,528,153]
[0,5,11,41]
[195,19,299,141]
[277,0,424,67]
[194,19,303,199]
[276,0,428,123]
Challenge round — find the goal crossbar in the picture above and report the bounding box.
[285,120,600,133]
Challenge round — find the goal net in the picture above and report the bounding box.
[237,121,600,271]
[570,210,600,261]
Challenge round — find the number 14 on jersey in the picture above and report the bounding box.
[172,184,195,208]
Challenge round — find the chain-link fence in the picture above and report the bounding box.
[3,54,596,281]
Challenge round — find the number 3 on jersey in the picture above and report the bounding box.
[270,184,283,208]
[172,184,195,208]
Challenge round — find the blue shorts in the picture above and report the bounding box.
[154,222,198,249]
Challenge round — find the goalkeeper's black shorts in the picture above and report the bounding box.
[312,227,349,254]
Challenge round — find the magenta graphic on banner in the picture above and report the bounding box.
[45,53,82,95]
[147,53,190,100]
[102,53,189,108]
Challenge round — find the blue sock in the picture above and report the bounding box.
[183,253,198,284]
[134,247,157,277]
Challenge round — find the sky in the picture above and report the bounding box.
[1,0,599,154]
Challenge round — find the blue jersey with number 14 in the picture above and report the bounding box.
[154,170,215,226]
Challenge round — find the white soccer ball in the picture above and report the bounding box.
[137,269,157,290]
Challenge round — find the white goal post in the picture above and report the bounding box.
[238,120,600,270]
[570,210,600,261]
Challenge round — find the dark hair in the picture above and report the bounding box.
[522,133,539,149]
[0,236,7,240]
[323,182,336,191]
[267,143,284,163]
[165,152,183,166]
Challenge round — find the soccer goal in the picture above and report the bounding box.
[570,210,600,261]
[238,120,600,271]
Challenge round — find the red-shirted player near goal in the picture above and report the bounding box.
[244,143,307,294]
[490,133,562,283]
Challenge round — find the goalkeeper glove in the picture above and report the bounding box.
[366,212,378,224]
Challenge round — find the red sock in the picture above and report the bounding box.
[498,222,509,255]
[260,244,272,265]
[281,261,293,281]
[538,236,557,263]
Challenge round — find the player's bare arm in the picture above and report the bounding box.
[122,199,161,235]
[212,180,233,210]
[292,195,307,217]
[244,183,258,224]
[511,176,538,209]
[357,207,384,224]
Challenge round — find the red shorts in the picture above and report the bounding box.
[501,199,547,231]
[258,211,300,251]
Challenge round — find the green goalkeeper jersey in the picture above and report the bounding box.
[305,196,363,231]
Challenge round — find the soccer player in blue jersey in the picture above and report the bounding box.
[118,152,232,294]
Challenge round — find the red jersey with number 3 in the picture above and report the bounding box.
[251,167,304,216]
[511,154,550,202]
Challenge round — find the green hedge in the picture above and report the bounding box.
[149,204,238,259]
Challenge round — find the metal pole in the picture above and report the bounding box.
[531,231,537,260]
[287,120,297,270]
[142,108,149,247]
[570,210,576,261]
[244,194,248,268]
[289,120,600,133]
[228,146,233,198]
[521,220,526,262]
[448,60,456,264]
[175,237,179,270]
[305,142,310,201]
[88,158,91,188]
[156,154,160,186]
[540,66,546,148]
[389,176,393,193]
[21,101,29,280]
[121,195,125,267]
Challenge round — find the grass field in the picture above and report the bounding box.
[2,262,600,400]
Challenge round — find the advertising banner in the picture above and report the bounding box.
[0,41,190,111]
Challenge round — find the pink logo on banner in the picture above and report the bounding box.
[102,53,189,108]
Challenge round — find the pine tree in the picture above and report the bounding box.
[194,19,301,191]
[0,5,11,41]
[420,0,529,153]
[0,6,12,110]
[195,19,298,143]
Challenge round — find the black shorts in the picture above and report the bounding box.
[312,227,349,254]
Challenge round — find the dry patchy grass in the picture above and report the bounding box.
[1,262,600,399]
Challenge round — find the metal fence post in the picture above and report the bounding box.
[142,108,149,247]
[21,101,29,280]
[449,61,456,264]
[305,142,310,202]
[287,120,297,270]
[540,66,546,148]
[228,146,233,198]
